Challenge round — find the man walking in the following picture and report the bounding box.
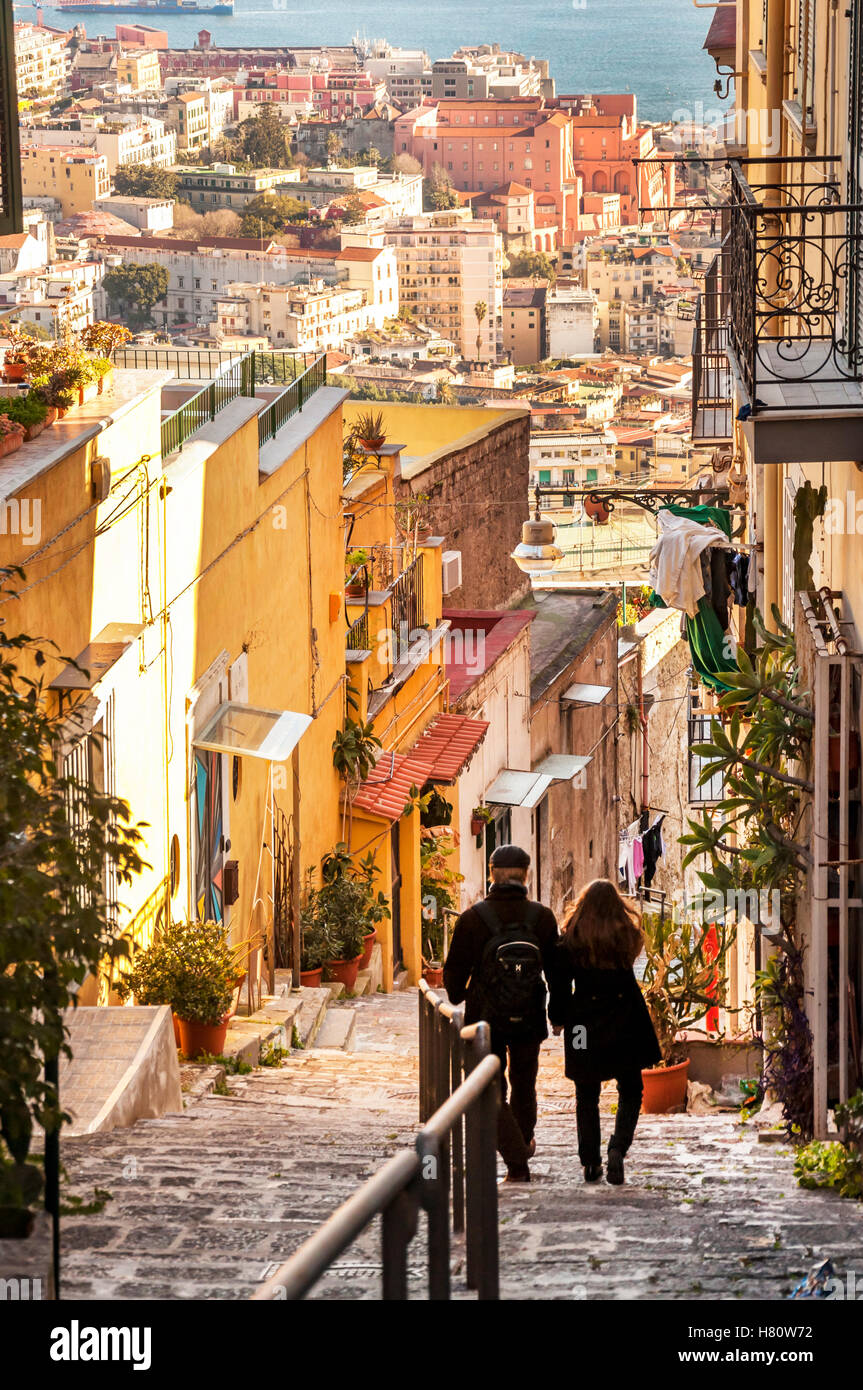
[443,844,559,1182]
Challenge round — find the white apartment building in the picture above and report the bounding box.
[344,211,503,362]
[21,115,177,174]
[546,286,599,359]
[530,428,615,489]
[0,258,101,334]
[584,244,683,305]
[214,278,380,351]
[14,22,68,104]
[287,167,423,222]
[166,84,233,153]
[92,233,397,329]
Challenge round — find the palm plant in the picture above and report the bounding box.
[473,300,488,362]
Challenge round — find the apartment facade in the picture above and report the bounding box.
[529,427,615,489]
[176,163,295,213]
[20,144,111,218]
[690,0,863,1136]
[546,285,599,358]
[213,278,380,351]
[14,21,69,104]
[503,280,549,365]
[116,49,162,93]
[21,116,177,174]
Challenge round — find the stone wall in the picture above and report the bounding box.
[394,412,531,611]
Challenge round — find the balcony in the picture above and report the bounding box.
[692,250,732,444]
[723,158,863,464]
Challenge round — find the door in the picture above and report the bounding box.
[390,824,402,979]
[484,807,512,883]
[534,796,546,902]
[194,748,225,925]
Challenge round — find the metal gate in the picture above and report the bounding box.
[273,801,295,974]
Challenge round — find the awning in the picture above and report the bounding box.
[484,769,555,810]
[409,712,490,783]
[193,701,311,762]
[50,622,145,691]
[534,753,592,781]
[350,751,433,822]
[561,682,611,705]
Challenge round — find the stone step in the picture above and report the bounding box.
[294,987,331,1049]
[311,1009,357,1051]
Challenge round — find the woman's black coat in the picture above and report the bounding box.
[547,940,661,1083]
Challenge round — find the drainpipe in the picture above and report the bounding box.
[638,642,649,812]
[761,0,787,624]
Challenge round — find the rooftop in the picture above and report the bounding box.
[512,589,618,703]
[443,610,535,702]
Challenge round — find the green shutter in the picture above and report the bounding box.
[538,469,551,484]
[0,0,23,236]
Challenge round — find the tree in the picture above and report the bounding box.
[505,249,557,282]
[112,164,179,200]
[326,130,342,165]
[102,263,169,325]
[473,300,488,361]
[0,569,145,1229]
[236,103,291,168]
[333,192,366,226]
[393,152,422,177]
[238,191,306,238]
[424,164,460,212]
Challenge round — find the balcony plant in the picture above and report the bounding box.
[303,845,390,993]
[90,357,115,396]
[354,408,386,451]
[79,321,132,360]
[639,907,733,1112]
[345,547,370,598]
[0,394,49,441]
[470,804,493,837]
[298,892,334,988]
[0,415,26,458]
[420,827,462,983]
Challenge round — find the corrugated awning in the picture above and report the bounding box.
[350,751,433,822]
[193,702,311,762]
[561,682,611,705]
[409,712,490,783]
[485,769,554,810]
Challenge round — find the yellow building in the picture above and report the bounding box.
[116,49,162,94]
[694,0,863,1134]
[20,143,111,217]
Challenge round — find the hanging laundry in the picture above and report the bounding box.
[727,552,750,607]
[632,835,644,882]
[642,814,666,888]
[648,507,734,618]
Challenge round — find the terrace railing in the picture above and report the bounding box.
[692,248,732,441]
[726,157,863,411]
[257,353,327,448]
[389,553,425,643]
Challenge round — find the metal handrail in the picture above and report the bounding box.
[252,1000,500,1302]
[258,353,327,448]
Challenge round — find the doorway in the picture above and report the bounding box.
[391,823,403,980]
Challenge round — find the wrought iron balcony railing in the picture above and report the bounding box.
[692,249,732,442]
[726,158,863,413]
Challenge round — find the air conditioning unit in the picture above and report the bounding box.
[441,549,462,595]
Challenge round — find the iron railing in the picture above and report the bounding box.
[160,353,254,457]
[258,353,327,448]
[114,347,246,378]
[726,158,863,411]
[389,553,425,646]
[251,1001,500,1301]
[692,249,732,442]
[346,608,370,652]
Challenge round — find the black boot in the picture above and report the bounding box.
[606,1145,624,1185]
[583,1163,603,1183]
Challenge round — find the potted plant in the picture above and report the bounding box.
[0,393,48,441]
[298,908,332,989]
[470,804,493,837]
[2,340,30,383]
[306,845,390,992]
[325,913,367,992]
[63,357,98,406]
[639,907,731,1113]
[345,547,370,598]
[80,321,132,360]
[0,414,25,457]
[354,408,386,451]
[395,492,433,549]
[420,827,461,983]
[91,357,115,396]
[166,919,239,1059]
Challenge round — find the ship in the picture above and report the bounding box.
[50,1,235,15]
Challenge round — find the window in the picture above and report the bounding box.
[797,0,816,119]
[689,688,725,802]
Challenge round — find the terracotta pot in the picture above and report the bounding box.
[360,435,386,451]
[470,816,486,837]
[423,964,444,988]
[641,1058,690,1114]
[43,407,58,426]
[359,930,376,971]
[177,1016,229,1060]
[3,362,27,382]
[172,1013,182,1048]
[24,421,44,442]
[325,955,363,991]
[97,369,113,395]
[299,966,323,988]
[0,434,22,457]
[345,583,367,599]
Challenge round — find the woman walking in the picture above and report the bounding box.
[548,878,660,1185]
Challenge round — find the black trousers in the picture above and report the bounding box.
[491,1036,541,1173]
[574,1070,643,1167]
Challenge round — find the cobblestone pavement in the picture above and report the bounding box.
[60,990,863,1300]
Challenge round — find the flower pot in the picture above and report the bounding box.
[470,816,486,837]
[3,362,27,382]
[177,1016,229,1059]
[299,966,323,988]
[359,930,376,970]
[24,421,44,442]
[360,435,386,451]
[0,434,22,457]
[423,964,444,988]
[641,1058,690,1114]
[43,407,58,426]
[325,955,363,991]
[97,369,113,395]
[345,583,367,599]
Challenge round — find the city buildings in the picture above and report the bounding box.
[213,278,382,352]
[175,163,296,213]
[20,144,111,218]
[546,285,599,358]
[21,114,177,174]
[14,21,69,105]
[503,279,549,365]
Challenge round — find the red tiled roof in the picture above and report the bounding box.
[350,752,433,822]
[409,713,490,785]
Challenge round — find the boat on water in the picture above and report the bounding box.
[48,0,234,15]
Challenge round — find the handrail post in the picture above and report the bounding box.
[381,1188,419,1301]
[450,1016,465,1234]
[477,1055,500,1301]
[416,1129,450,1300]
[463,1021,493,1292]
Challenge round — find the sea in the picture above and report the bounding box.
[21,0,725,126]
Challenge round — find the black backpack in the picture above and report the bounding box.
[473,900,546,1038]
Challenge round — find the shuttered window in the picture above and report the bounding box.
[0,0,23,236]
[797,0,817,119]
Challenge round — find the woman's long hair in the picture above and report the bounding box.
[562,878,643,969]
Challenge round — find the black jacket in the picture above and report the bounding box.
[443,882,559,1041]
[547,941,661,1083]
